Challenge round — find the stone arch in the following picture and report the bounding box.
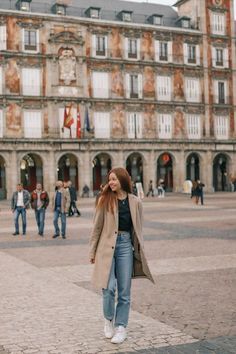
[213,153,231,191]
[92,152,112,193]
[57,153,79,190]
[20,153,43,192]
[0,155,6,200]
[126,152,144,185]
[156,152,174,192]
[186,152,201,181]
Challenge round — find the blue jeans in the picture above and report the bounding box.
[103,231,133,328]
[14,207,27,234]
[35,208,46,234]
[53,208,66,236]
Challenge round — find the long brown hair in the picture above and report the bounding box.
[97,167,132,213]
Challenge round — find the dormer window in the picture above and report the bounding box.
[51,3,67,16]
[153,15,163,26]
[85,7,100,19]
[16,0,31,11]
[118,11,132,22]
[176,16,191,29]
[182,18,191,28]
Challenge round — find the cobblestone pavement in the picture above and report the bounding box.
[0,193,235,353]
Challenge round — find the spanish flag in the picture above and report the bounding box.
[63,105,74,129]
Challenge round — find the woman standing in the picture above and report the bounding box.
[89,167,154,344]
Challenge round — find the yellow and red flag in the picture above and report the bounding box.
[63,104,74,129]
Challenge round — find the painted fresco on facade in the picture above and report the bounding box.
[112,105,126,137]
[6,104,21,137]
[143,67,155,98]
[111,65,124,98]
[5,60,20,94]
[141,32,154,61]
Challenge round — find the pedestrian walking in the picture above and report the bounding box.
[89,167,154,344]
[146,180,154,197]
[157,179,165,197]
[30,183,49,236]
[11,183,30,236]
[67,180,81,217]
[52,180,70,239]
[195,180,205,205]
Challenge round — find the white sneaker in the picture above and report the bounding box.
[111,326,127,344]
[104,319,114,339]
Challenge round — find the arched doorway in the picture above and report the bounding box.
[92,153,112,193]
[57,154,79,190]
[186,153,200,181]
[0,156,6,200]
[20,154,43,192]
[157,153,173,192]
[126,153,143,184]
[213,154,228,191]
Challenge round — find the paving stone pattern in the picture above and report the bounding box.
[0,193,235,353]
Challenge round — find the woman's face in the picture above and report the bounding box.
[108,172,121,193]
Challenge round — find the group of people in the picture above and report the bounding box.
[146,179,165,198]
[11,180,80,238]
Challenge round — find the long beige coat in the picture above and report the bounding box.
[89,193,154,289]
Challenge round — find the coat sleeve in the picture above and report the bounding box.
[89,206,104,259]
[137,198,143,232]
[65,189,71,212]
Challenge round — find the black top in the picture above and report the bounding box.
[118,197,133,232]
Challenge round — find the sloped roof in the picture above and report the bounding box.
[0,0,178,27]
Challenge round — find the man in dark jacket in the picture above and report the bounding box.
[11,183,30,236]
[68,180,81,216]
[31,183,49,236]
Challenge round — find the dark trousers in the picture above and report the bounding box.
[68,201,81,216]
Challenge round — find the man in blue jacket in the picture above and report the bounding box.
[11,183,30,236]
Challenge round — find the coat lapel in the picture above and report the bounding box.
[128,194,137,232]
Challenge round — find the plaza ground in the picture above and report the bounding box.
[0,193,235,354]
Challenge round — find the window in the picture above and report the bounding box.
[212,47,228,68]
[184,44,200,65]
[0,110,3,138]
[128,39,137,59]
[156,76,171,101]
[56,5,66,15]
[215,115,228,139]
[153,15,163,25]
[0,26,6,51]
[155,40,172,62]
[186,114,201,139]
[22,68,41,96]
[92,35,107,57]
[23,29,39,52]
[182,19,190,28]
[90,8,100,18]
[127,113,142,138]
[185,78,200,102]
[125,38,140,60]
[92,72,109,98]
[59,107,77,138]
[214,80,227,104]
[19,1,31,11]
[211,12,225,35]
[126,73,142,99]
[158,114,172,139]
[94,112,110,138]
[122,12,132,22]
[24,111,42,138]
[0,66,2,95]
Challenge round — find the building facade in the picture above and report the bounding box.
[0,0,235,199]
